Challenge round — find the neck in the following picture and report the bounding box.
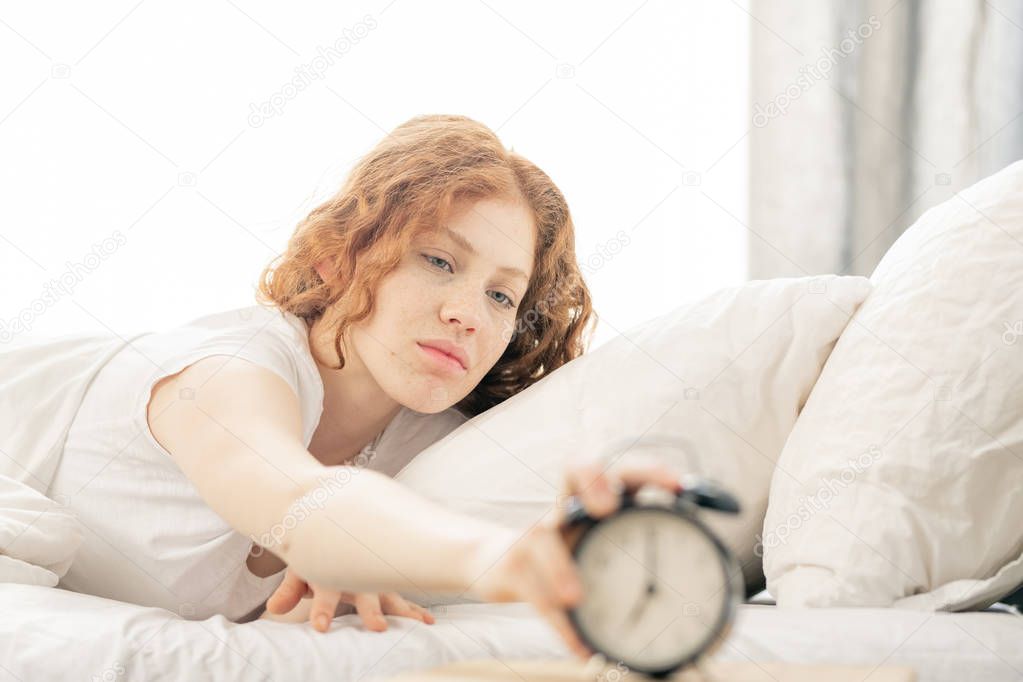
[304,315,402,465]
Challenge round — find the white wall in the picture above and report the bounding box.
[0,0,748,350]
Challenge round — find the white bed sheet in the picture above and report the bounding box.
[1,584,1021,682]
[721,604,1023,682]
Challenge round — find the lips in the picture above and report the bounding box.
[416,340,469,372]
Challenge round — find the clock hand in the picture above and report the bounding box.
[626,527,660,627]
[624,588,651,626]
[645,525,658,593]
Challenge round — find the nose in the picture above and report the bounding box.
[439,291,481,333]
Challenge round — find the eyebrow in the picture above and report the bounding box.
[441,227,530,284]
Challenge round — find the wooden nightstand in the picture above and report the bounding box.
[380,658,916,681]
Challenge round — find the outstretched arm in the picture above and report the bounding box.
[148,353,684,658]
[146,355,499,597]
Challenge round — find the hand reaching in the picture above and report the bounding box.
[465,453,684,660]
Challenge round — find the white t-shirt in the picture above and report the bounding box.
[47,304,467,622]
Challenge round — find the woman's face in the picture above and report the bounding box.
[349,197,537,413]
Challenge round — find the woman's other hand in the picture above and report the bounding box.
[266,567,435,632]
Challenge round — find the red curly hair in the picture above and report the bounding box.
[257,114,596,417]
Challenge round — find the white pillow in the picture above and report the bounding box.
[763,160,1023,611]
[395,275,871,605]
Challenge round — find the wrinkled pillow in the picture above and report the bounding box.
[396,275,871,605]
[763,160,1023,610]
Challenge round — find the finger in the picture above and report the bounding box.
[608,455,684,494]
[544,606,594,660]
[352,593,388,632]
[520,570,591,660]
[379,593,434,623]
[379,593,436,624]
[265,570,309,615]
[517,530,582,611]
[309,587,344,633]
[566,456,684,519]
[562,459,622,518]
[530,528,585,607]
[334,594,357,617]
[413,604,436,625]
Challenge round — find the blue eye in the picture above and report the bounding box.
[490,291,515,309]
[423,254,453,273]
[422,254,516,309]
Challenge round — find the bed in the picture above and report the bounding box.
[5,163,1023,681]
[2,584,1020,681]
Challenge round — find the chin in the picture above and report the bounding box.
[405,399,452,415]
[391,380,465,415]
[401,394,456,415]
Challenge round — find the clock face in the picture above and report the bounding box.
[569,508,734,673]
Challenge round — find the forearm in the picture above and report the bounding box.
[265,465,507,597]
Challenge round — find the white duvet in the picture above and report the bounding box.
[2,584,1020,682]
[0,474,83,587]
[0,332,126,587]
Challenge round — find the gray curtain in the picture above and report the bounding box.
[748,0,1023,278]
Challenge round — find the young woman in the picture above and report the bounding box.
[44,114,685,660]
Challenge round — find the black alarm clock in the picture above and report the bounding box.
[560,475,743,679]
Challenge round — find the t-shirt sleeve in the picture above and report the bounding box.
[175,321,307,403]
[135,308,323,453]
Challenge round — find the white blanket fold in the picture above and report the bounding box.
[0,331,139,585]
[0,473,84,585]
[0,332,137,492]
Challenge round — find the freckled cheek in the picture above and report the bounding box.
[381,274,432,323]
[408,274,452,309]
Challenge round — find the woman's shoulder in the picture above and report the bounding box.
[164,304,314,369]
[137,304,324,445]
